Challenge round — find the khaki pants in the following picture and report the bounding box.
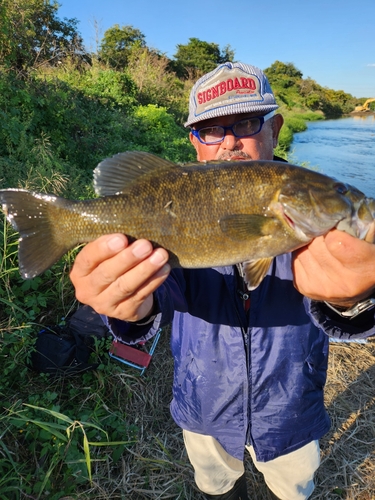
[183,430,320,500]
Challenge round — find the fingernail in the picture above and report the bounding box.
[107,235,125,252]
[149,248,168,265]
[132,240,152,258]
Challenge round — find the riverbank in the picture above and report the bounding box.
[350,111,375,117]
[275,110,323,158]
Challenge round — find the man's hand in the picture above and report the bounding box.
[292,229,375,307]
[70,234,170,322]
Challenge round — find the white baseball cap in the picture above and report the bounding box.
[185,62,278,127]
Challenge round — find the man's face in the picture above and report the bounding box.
[189,112,284,162]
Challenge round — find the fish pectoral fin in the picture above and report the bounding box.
[94,151,176,196]
[242,258,274,291]
[219,214,277,241]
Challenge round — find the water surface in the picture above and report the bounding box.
[291,115,375,196]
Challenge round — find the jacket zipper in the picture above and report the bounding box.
[234,268,252,447]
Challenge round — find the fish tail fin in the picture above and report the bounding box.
[0,189,77,278]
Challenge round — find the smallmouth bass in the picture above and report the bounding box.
[1,151,375,289]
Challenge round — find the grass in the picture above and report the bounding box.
[3,330,373,499]
[316,341,375,499]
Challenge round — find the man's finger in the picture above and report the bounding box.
[71,234,129,279]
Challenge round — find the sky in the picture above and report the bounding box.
[58,0,375,98]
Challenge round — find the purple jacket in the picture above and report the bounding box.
[105,253,375,462]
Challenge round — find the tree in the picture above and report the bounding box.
[0,0,87,71]
[172,37,235,78]
[265,61,303,79]
[98,24,146,68]
[297,77,357,116]
[297,77,320,97]
[264,61,303,88]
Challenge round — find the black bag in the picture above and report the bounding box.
[30,305,110,375]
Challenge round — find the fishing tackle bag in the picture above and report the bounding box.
[30,305,110,375]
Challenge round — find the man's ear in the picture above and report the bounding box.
[189,131,202,159]
[189,131,197,147]
[272,114,284,148]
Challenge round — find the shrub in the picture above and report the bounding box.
[277,123,294,152]
[131,104,195,162]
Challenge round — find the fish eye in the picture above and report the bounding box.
[333,182,348,195]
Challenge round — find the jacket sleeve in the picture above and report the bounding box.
[305,297,375,340]
[101,269,187,344]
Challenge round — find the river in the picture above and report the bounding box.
[290,114,375,196]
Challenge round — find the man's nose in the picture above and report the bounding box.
[221,130,240,150]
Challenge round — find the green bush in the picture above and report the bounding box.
[0,71,195,199]
[277,123,294,152]
[284,115,307,134]
[131,104,195,161]
[0,71,132,197]
[301,111,324,121]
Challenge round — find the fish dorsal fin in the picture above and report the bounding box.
[242,258,274,290]
[219,214,279,241]
[93,151,176,196]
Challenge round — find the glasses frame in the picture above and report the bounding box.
[191,110,275,145]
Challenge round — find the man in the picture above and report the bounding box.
[70,62,375,499]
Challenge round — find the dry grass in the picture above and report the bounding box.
[315,340,375,500]
[81,334,375,499]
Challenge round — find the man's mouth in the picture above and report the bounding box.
[228,156,249,161]
[218,152,252,161]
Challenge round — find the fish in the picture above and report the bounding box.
[1,150,375,289]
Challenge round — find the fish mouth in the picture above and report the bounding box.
[282,207,314,241]
[271,199,312,241]
[282,211,296,229]
[280,206,303,233]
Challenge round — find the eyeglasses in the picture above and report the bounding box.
[191,110,275,145]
